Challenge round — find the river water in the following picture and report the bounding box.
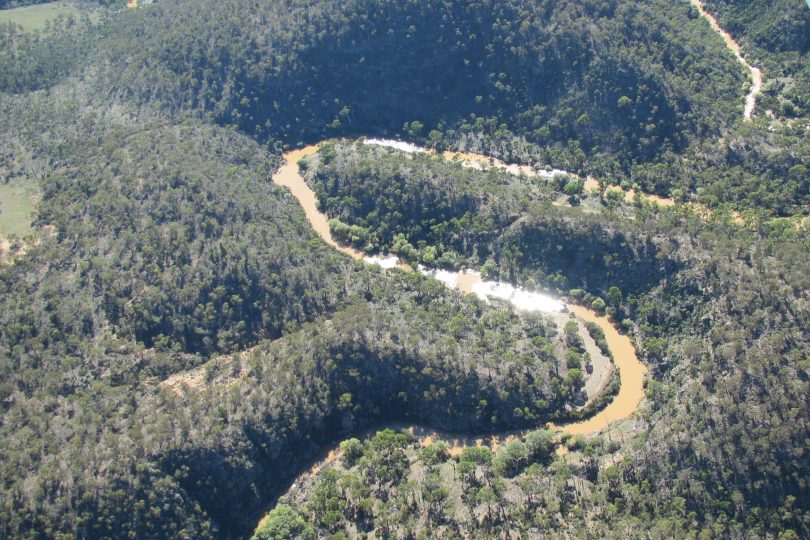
[273,143,647,442]
[255,6,761,521]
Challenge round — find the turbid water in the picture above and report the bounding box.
[365,138,680,207]
[274,146,364,260]
[550,305,644,435]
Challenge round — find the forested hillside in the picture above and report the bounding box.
[302,141,675,297]
[0,0,807,538]
[0,94,583,537]
[0,0,118,8]
[270,138,808,538]
[3,0,805,207]
[89,0,748,168]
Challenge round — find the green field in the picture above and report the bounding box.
[0,2,81,31]
[0,179,37,237]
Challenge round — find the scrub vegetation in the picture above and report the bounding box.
[0,0,807,538]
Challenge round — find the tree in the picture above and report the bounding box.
[604,188,623,210]
[644,337,666,363]
[564,320,582,348]
[525,430,555,463]
[480,258,498,280]
[477,486,499,523]
[339,438,364,465]
[563,179,583,197]
[418,441,449,467]
[606,286,622,306]
[461,446,493,465]
[253,505,312,540]
[493,440,528,476]
[405,120,424,138]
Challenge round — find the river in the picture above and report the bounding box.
[254,141,650,533]
[272,142,647,444]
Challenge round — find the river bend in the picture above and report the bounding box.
[273,142,647,445]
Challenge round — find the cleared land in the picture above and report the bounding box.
[0,2,81,31]
[0,178,36,237]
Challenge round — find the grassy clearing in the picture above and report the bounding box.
[0,2,81,31]
[0,179,37,237]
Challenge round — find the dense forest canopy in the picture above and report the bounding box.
[94,0,746,162]
[0,0,807,538]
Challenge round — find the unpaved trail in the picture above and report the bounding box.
[689,0,763,120]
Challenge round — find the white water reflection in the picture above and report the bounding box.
[274,144,645,434]
[364,255,565,313]
[363,254,401,269]
[418,265,564,313]
[416,265,460,289]
[258,145,649,534]
[472,280,564,313]
[536,168,571,179]
[363,138,427,153]
[363,138,580,179]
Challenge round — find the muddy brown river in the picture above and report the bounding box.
[689,0,763,120]
[273,143,647,441]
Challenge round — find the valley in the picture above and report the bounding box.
[0,0,806,538]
